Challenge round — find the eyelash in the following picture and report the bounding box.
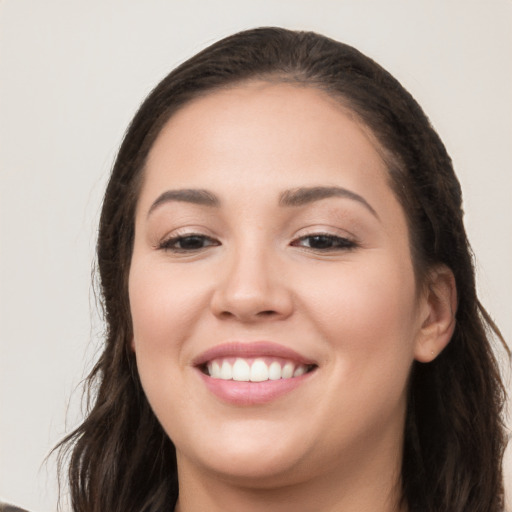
[291,233,357,251]
[158,233,357,253]
[158,234,220,252]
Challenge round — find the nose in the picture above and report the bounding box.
[210,244,294,323]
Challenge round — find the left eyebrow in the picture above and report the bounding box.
[278,186,379,219]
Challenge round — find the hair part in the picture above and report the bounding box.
[55,27,509,512]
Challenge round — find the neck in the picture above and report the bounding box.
[174,433,407,512]
[175,473,404,512]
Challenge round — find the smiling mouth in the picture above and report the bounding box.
[202,357,317,382]
[193,341,318,404]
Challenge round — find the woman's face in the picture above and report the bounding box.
[129,82,429,486]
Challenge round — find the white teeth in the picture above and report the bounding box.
[206,357,311,382]
[211,360,221,378]
[268,361,282,380]
[232,358,250,381]
[220,360,232,380]
[250,359,269,382]
[282,362,294,379]
[293,365,306,377]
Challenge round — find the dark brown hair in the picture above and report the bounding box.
[56,27,509,512]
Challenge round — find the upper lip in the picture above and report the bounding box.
[192,341,317,367]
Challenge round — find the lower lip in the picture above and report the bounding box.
[197,369,315,405]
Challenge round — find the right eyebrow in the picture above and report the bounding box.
[147,189,220,217]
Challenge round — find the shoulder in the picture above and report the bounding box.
[0,503,30,512]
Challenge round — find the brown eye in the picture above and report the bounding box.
[292,234,356,251]
[159,234,220,252]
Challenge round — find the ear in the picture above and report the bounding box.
[414,265,457,363]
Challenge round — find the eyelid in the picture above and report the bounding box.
[291,224,356,240]
[292,233,357,248]
[289,224,360,251]
[156,225,217,242]
[155,227,221,252]
[159,234,220,252]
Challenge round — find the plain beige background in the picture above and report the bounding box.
[1,1,511,510]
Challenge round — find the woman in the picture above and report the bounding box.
[57,27,509,512]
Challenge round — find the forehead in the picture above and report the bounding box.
[138,81,410,250]
[144,81,391,191]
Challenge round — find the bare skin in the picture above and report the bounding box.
[129,82,456,512]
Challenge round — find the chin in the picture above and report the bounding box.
[199,453,307,488]
[177,423,312,486]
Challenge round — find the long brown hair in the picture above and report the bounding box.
[56,27,509,512]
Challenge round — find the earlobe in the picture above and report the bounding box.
[414,265,457,363]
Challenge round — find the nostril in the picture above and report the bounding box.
[258,310,277,316]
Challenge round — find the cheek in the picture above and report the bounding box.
[305,256,419,433]
[302,255,419,369]
[128,259,212,432]
[128,258,209,361]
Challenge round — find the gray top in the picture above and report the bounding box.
[0,503,29,512]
